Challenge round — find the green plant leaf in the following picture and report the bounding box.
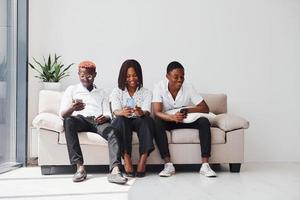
[47,54,51,71]
[62,63,74,73]
[30,54,73,82]
[32,57,46,71]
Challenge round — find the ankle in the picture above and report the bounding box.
[137,163,146,172]
[76,163,85,172]
[124,163,133,171]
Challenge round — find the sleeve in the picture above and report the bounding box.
[141,89,153,112]
[59,86,73,118]
[109,88,122,112]
[190,85,204,105]
[101,91,112,119]
[152,83,162,103]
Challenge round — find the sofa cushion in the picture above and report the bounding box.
[59,131,108,146]
[171,127,225,144]
[32,113,64,132]
[58,130,172,146]
[212,114,249,132]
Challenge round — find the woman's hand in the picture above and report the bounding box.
[134,106,144,117]
[122,107,134,118]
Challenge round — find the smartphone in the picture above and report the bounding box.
[73,99,83,104]
[126,98,135,108]
[126,98,136,118]
[179,108,188,115]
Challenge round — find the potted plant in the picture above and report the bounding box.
[29,54,74,91]
[0,58,7,98]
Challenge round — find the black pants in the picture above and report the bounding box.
[112,116,155,156]
[63,115,121,171]
[154,117,211,159]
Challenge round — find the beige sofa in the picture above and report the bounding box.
[32,90,249,175]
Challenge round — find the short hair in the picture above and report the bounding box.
[118,59,143,91]
[78,60,96,70]
[167,61,184,74]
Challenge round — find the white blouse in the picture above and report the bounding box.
[110,87,153,112]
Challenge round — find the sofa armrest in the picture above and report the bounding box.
[32,112,64,133]
[211,114,249,132]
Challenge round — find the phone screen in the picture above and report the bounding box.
[126,98,135,108]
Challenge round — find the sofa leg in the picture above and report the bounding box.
[41,166,52,175]
[229,163,241,173]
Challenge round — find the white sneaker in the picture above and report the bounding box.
[199,163,217,177]
[159,162,175,177]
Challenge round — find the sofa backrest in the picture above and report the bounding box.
[38,90,227,115]
[39,90,63,115]
[201,93,227,114]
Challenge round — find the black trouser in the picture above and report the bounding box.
[63,115,121,171]
[154,117,211,159]
[112,116,155,157]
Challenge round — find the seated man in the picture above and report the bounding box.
[59,60,127,184]
[152,61,217,178]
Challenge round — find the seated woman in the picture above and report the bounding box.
[110,59,155,177]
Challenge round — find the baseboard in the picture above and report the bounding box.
[40,163,223,175]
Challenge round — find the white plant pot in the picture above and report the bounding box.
[43,82,61,91]
[0,81,6,98]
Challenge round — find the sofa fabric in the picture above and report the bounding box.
[212,114,250,132]
[32,112,64,133]
[33,90,249,171]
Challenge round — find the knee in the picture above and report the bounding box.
[64,116,75,126]
[136,117,150,125]
[143,115,155,124]
[113,116,128,125]
[154,117,164,126]
[196,117,211,127]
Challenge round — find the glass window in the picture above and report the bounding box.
[0,0,18,172]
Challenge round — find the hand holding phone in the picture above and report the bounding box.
[72,99,85,111]
[179,108,188,115]
[73,99,83,104]
[126,98,135,108]
[126,98,136,117]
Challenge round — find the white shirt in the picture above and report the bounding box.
[152,79,203,112]
[110,87,153,112]
[59,83,111,118]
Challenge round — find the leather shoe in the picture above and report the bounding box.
[72,170,87,182]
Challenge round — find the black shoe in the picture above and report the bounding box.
[72,170,87,182]
[125,171,136,177]
[107,172,128,184]
[136,171,146,178]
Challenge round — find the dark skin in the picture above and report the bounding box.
[113,67,149,174]
[114,67,149,117]
[153,68,210,163]
[61,67,110,125]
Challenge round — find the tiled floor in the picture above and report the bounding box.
[0,163,299,200]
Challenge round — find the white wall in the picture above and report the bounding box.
[28,0,300,162]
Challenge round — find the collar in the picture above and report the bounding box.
[124,87,140,96]
[164,79,183,100]
[79,83,98,92]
